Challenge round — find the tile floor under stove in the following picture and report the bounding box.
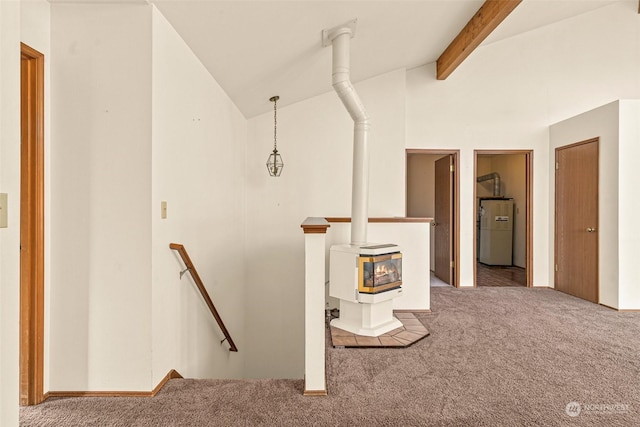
[329,312,430,348]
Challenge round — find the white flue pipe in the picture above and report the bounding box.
[329,28,370,245]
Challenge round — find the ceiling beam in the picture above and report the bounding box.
[436,0,522,80]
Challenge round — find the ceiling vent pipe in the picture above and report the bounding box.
[323,20,370,245]
[477,172,502,197]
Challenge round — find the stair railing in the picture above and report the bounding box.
[169,243,238,352]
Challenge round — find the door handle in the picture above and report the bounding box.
[586,227,596,233]
[431,222,437,227]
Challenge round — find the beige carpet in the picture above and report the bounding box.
[21,287,640,426]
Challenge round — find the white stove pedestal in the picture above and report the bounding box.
[330,288,403,336]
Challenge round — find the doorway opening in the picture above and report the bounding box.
[20,42,45,406]
[474,151,532,287]
[406,150,459,287]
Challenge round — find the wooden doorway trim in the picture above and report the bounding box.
[406,149,460,287]
[473,150,533,287]
[20,42,45,406]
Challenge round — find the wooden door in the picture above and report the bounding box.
[555,139,598,303]
[434,155,453,284]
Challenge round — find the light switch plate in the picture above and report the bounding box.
[161,201,167,219]
[0,193,7,228]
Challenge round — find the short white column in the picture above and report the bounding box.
[301,217,330,396]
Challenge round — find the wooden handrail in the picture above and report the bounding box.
[169,243,238,352]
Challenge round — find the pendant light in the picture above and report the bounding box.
[266,95,284,177]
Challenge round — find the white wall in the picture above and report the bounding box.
[549,101,620,308]
[1,0,51,424]
[406,1,640,287]
[46,2,247,393]
[50,3,153,390]
[550,100,640,310]
[617,101,640,309]
[151,7,246,383]
[0,1,22,425]
[244,69,406,379]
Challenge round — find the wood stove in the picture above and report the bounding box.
[329,243,403,337]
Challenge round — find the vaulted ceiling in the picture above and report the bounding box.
[142,1,621,118]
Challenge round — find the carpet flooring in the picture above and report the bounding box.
[21,287,640,426]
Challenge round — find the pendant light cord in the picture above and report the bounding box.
[272,96,278,152]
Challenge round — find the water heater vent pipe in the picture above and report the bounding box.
[477,172,502,197]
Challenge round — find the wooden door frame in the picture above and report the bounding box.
[20,42,45,406]
[473,150,533,287]
[554,138,599,302]
[406,149,460,287]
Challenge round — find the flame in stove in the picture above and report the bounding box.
[374,260,400,284]
[375,264,388,278]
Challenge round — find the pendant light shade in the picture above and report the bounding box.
[266,95,284,177]
[266,149,283,177]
